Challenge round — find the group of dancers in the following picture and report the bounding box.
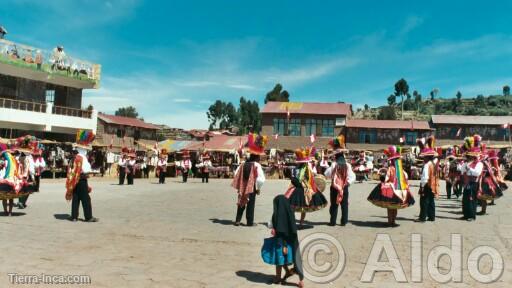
[231,133,506,287]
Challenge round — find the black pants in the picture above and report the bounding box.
[329,186,349,225]
[454,181,462,197]
[462,182,478,220]
[35,175,41,192]
[71,179,93,220]
[127,173,134,185]
[18,194,29,206]
[236,193,256,225]
[182,169,189,183]
[158,170,166,184]
[446,181,452,199]
[419,186,435,221]
[119,170,126,185]
[202,172,209,183]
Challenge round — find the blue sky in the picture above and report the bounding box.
[2,0,512,129]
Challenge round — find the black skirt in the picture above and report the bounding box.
[367,183,415,209]
[289,185,328,213]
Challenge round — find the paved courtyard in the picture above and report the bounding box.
[0,176,511,287]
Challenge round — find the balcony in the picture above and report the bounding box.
[0,39,101,89]
[0,97,97,134]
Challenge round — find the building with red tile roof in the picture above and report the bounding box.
[346,119,432,145]
[96,113,160,150]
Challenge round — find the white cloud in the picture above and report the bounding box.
[399,15,424,35]
[173,98,192,103]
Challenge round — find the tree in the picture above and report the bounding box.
[503,85,510,96]
[413,90,422,111]
[115,106,139,118]
[387,94,396,105]
[264,83,290,103]
[206,100,227,129]
[430,88,439,100]
[238,97,261,134]
[377,106,397,120]
[475,95,486,107]
[364,104,369,111]
[394,78,409,119]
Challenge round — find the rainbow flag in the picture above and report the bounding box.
[394,158,408,191]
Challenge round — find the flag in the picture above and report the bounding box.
[399,137,404,143]
[274,134,279,140]
[286,106,290,120]
[239,137,243,150]
[456,128,462,137]
[503,123,509,129]
[310,134,316,143]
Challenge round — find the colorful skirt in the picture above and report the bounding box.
[289,186,328,213]
[367,183,415,209]
[0,183,34,200]
[478,176,504,201]
[261,237,294,266]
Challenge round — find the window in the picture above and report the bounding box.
[45,90,55,103]
[358,130,376,144]
[305,119,318,136]
[288,119,301,136]
[273,118,285,136]
[321,120,335,137]
[335,117,346,127]
[405,132,417,145]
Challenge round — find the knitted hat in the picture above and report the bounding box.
[384,145,402,160]
[417,136,438,157]
[245,133,268,156]
[328,135,348,155]
[463,135,482,157]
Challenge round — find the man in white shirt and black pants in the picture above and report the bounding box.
[67,149,98,222]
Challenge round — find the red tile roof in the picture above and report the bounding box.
[346,119,431,130]
[98,113,160,130]
[186,135,247,152]
[261,102,352,116]
[431,115,512,125]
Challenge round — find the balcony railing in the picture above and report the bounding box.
[0,97,92,119]
[0,39,101,86]
[0,97,47,113]
[52,105,92,119]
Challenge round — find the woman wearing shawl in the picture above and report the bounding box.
[460,135,483,221]
[367,146,415,227]
[232,134,266,227]
[477,149,505,215]
[262,195,304,287]
[325,136,356,226]
[285,147,328,228]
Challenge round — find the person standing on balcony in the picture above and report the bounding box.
[118,148,127,185]
[0,26,7,39]
[35,50,43,70]
[51,45,66,71]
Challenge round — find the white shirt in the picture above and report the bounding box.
[420,161,433,187]
[320,160,330,168]
[80,155,92,174]
[157,159,167,167]
[325,162,356,185]
[118,158,127,167]
[461,161,483,177]
[234,162,266,190]
[127,160,136,166]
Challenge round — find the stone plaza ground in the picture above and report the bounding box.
[0,176,511,288]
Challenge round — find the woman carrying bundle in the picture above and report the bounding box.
[367,146,415,227]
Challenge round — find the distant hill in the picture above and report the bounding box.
[353,94,512,120]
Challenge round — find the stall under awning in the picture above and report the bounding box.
[185,135,247,152]
[158,140,197,152]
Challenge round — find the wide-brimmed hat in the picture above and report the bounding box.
[13,135,37,155]
[445,147,456,160]
[160,148,168,156]
[202,152,210,160]
[244,133,268,156]
[328,135,348,156]
[463,135,482,157]
[417,136,438,158]
[384,145,402,160]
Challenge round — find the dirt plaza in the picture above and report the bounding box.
[0,177,511,288]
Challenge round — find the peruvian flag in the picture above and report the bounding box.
[456,128,462,137]
[310,134,316,143]
[286,106,290,120]
[503,123,509,129]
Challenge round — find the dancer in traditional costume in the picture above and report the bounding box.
[285,147,328,228]
[126,150,136,185]
[232,134,266,227]
[368,146,415,227]
[15,137,37,209]
[444,147,459,199]
[179,150,192,183]
[32,148,46,192]
[156,149,167,184]
[65,148,98,222]
[0,145,32,216]
[118,149,127,185]
[199,152,212,183]
[460,135,482,221]
[477,149,505,215]
[416,136,439,222]
[325,136,356,226]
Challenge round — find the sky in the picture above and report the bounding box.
[2,0,512,129]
